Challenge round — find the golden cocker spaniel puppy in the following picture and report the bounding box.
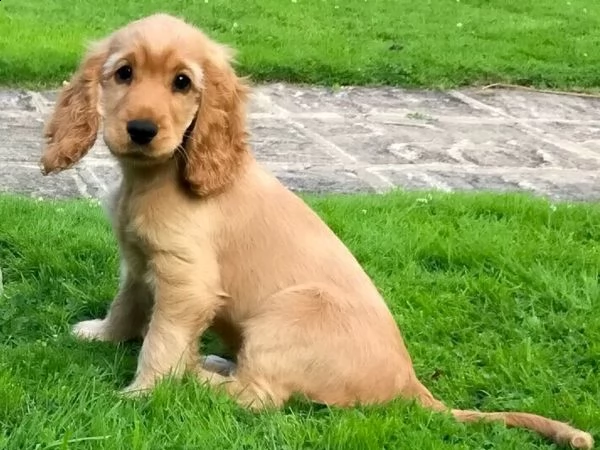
[40,14,593,449]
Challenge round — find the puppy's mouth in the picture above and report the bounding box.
[112,146,167,162]
[122,147,159,160]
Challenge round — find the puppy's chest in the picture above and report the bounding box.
[113,206,154,280]
[114,197,174,296]
[113,188,207,268]
[116,192,177,252]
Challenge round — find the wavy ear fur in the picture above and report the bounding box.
[41,41,108,175]
[183,49,250,196]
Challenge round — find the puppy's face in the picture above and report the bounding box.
[41,13,248,196]
[100,18,204,164]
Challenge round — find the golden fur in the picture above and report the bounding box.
[41,14,593,449]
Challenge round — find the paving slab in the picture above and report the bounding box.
[1,83,600,201]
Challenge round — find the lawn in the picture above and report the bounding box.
[0,0,599,89]
[0,191,598,449]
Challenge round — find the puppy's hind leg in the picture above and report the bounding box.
[195,283,396,410]
[194,366,289,411]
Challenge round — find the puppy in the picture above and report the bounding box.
[40,14,593,449]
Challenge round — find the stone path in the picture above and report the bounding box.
[2,83,600,201]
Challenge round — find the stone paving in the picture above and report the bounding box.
[2,83,600,201]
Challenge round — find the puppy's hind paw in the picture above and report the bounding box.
[201,354,236,376]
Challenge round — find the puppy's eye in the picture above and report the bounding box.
[115,65,133,83]
[173,74,191,92]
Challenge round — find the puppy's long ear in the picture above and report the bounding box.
[41,40,109,175]
[183,47,249,196]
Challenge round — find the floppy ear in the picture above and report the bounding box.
[41,40,109,175]
[182,49,250,196]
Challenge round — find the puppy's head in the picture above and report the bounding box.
[41,13,249,196]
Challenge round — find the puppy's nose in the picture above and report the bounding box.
[127,119,158,145]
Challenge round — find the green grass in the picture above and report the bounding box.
[1,1,600,89]
[0,191,599,449]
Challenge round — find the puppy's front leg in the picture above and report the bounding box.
[122,254,224,395]
[73,260,152,342]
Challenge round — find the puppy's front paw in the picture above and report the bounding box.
[120,381,152,398]
[72,319,109,341]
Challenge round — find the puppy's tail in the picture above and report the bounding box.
[407,380,594,449]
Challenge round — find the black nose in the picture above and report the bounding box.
[127,119,158,145]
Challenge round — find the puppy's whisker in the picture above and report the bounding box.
[175,144,192,166]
